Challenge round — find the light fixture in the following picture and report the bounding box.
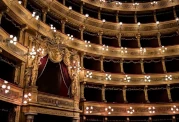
[159,46,167,53]
[127,107,135,114]
[137,22,141,26]
[67,34,74,41]
[68,6,72,10]
[144,76,151,82]
[23,93,32,104]
[102,45,109,51]
[133,2,139,7]
[124,75,131,82]
[139,47,146,54]
[1,80,10,94]
[32,12,39,20]
[85,14,89,18]
[85,40,91,47]
[148,106,155,114]
[102,19,106,23]
[18,0,22,4]
[86,106,93,114]
[171,105,179,113]
[50,24,57,32]
[105,106,114,115]
[9,35,17,45]
[165,75,172,81]
[105,74,112,81]
[156,21,160,25]
[100,0,106,3]
[69,60,81,75]
[119,22,123,26]
[116,1,122,5]
[121,47,127,54]
[29,46,44,59]
[151,1,158,5]
[86,71,93,78]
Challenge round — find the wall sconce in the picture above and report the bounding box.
[165,75,172,81]
[69,61,81,75]
[105,106,114,115]
[116,2,122,5]
[148,106,155,113]
[102,19,106,23]
[18,0,22,4]
[23,93,32,104]
[133,2,139,8]
[171,105,179,113]
[32,12,39,20]
[144,76,151,82]
[151,1,158,5]
[29,46,37,59]
[127,107,135,114]
[86,106,93,114]
[85,40,91,48]
[105,74,112,81]
[139,47,146,54]
[159,46,167,53]
[102,45,109,51]
[9,35,17,45]
[124,75,131,82]
[68,6,72,10]
[121,47,127,54]
[67,34,74,41]
[50,24,56,32]
[137,22,141,27]
[1,80,10,94]
[86,71,93,78]
[85,14,89,18]
[29,46,44,60]
[100,0,106,3]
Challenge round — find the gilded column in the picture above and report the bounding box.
[80,26,85,40]
[172,116,176,122]
[153,10,157,22]
[80,82,86,101]
[61,19,66,33]
[148,117,152,122]
[26,115,34,122]
[141,59,145,74]
[123,86,127,103]
[117,33,121,47]
[80,2,84,14]
[120,59,124,73]
[144,85,150,103]
[19,62,26,87]
[42,9,48,23]
[173,7,177,18]
[100,56,104,72]
[166,84,172,102]
[102,85,106,102]
[134,12,137,23]
[136,33,141,47]
[19,25,28,44]
[162,57,167,73]
[80,52,84,69]
[63,0,65,5]
[157,32,161,46]
[116,11,119,23]
[23,0,28,8]
[98,31,103,44]
[98,8,101,20]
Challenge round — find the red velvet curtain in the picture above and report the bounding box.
[38,55,48,78]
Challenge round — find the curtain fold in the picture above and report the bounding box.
[38,55,48,79]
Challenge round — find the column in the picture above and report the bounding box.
[141,59,145,74]
[136,33,141,47]
[80,2,84,14]
[166,84,172,102]
[123,86,127,103]
[162,57,167,73]
[23,0,28,8]
[26,115,34,122]
[80,26,85,40]
[116,11,119,23]
[42,9,48,23]
[153,10,157,22]
[80,52,84,69]
[100,56,104,72]
[80,82,86,101]
[134,11,137,23]
[98,31,103,44]
[172,116,176,122]
[173,7,177,18]
[144,85,150,103]
[102,85,106,102]
[117,33,121,47]
[98,8,101,20]
[19,25,28,44]
[61,19,66,33]
[62,0,65,5]
[19,62,26,87]
[120,59,124,73]
[148,117,152,122]
[157,32,161,46]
